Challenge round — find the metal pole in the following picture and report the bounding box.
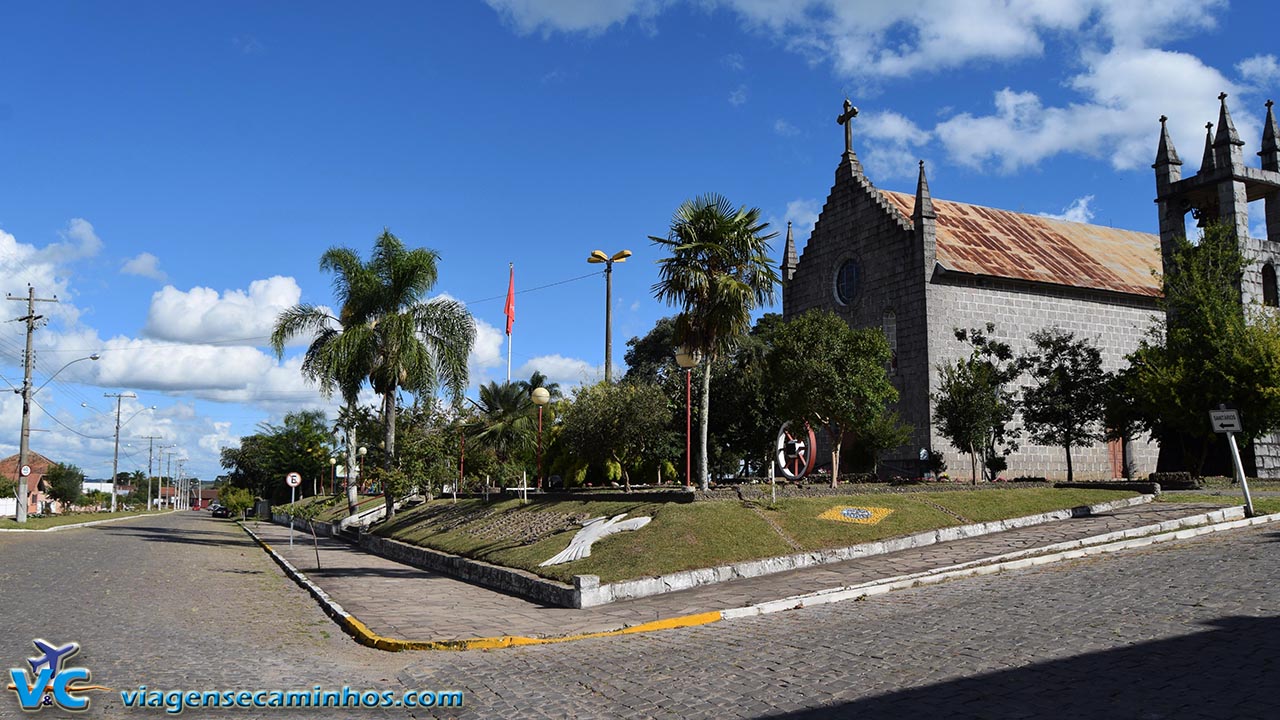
[536,405,544,490]
[1226,432,1257,517]
[14,288,37,522]
[605,261,613,383]
[289,486,295,547]
[685,367,692,488]
[110,394,123,512]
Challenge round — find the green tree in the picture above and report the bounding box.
[650,194,780,490]
[218,486,255,521]
[1019,328,1108,482]
[769,309,904,486]
[0,477,15,500]
[561,381,674,491]
[273,229,475,520]
[1127,222,1280,474]
[44,463,85,509]
[932,324,1021,484]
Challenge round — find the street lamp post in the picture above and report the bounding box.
[13,353,100,522]
[531,387,550,490]
[587,249,631,383]
[329,457,337,495]
[358,446,367,493]
[674,348,700,489]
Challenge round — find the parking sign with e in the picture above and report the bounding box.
[285,472,302,487]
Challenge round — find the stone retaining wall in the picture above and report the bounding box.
[358,533,579,608]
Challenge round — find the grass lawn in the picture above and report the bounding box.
[372,488,1140,584]
[275,494,383,523]
[1157,492,1280,515]
[0,509,160,530]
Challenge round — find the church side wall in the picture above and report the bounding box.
[783,172,932,475]
[926,274,1162,481]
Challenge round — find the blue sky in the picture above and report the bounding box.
[1,0,1276,483]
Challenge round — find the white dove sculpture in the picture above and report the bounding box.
[540,513,652,566]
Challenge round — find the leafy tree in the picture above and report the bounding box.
[218,486,255,521]
[932,324,1021,483]
[561,381,674,491]
[1019,328,1108,482]
[44,463,85,509]
[0,477,15,499]
[273,229,475,520]
[622,316,680,385]
[219,411,334,504]
[1127,222,1280,474]
[769,309,903,486]
[650,194,780,490]
[1104,367,1144,479]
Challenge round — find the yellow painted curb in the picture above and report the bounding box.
[239,521,722,652]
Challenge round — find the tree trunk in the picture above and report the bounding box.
[829,426,842,489]
[969,442,978,485]
[699,362,712,491]
[1065,442,1074,482]
[383,392,397,521]
[345,422,359,517]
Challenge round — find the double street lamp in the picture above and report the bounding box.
[13,353,100,523]
[587,249,631,383]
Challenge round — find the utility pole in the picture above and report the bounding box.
[141,435,162,511]
[104,392,137,512]
[8,286,58,523]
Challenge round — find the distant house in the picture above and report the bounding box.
[0,451,61,515]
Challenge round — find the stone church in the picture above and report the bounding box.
[781,95,1280,480]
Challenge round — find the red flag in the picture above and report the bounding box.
[504,264,515,335]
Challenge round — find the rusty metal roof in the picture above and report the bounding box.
[880,190,1161,297]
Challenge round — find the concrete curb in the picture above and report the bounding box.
[720,508,1278,621]
[238,521,724,652]
[0,510,177,533]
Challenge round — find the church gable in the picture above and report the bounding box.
[879,191,1161,297]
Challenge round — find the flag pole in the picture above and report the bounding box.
[505,262,514,383]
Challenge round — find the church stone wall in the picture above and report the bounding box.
[784,166,933,474]
[926,274,1162,480]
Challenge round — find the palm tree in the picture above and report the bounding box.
[650,194,779,490]
[273,229,475,520]
[517,370,561,400]
[466,381,535,471]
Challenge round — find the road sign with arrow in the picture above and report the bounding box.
[1209,409,1242,433]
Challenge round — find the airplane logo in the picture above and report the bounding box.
[7,639,110,712]
[28,640,79,677]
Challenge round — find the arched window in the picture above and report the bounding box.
[882,309,898,371]
[1264,264,1278,307]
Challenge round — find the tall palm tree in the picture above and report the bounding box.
[650,194,779,490]
[517,370,561,400]
[273,229,475,520]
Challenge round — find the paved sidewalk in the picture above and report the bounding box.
[245,502,1235,644]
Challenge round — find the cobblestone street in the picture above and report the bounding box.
[2,511,1277,719]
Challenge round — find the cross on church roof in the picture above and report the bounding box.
[836,99,858,156]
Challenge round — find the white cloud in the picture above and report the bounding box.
[470,317,505,372]
[40,218,103,263]
[1238,54,1280,88]
[860,110,930,179]
[722,52,745,71]
[121,252,167,281]
[142,275,304,344]
[515,354,601,389]
[774,118,799,136]
[783,198,821,240]
[728,85,748,107]
[934,48,1238,172]
[483,0,666,35]
[1039,195,1096,223]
